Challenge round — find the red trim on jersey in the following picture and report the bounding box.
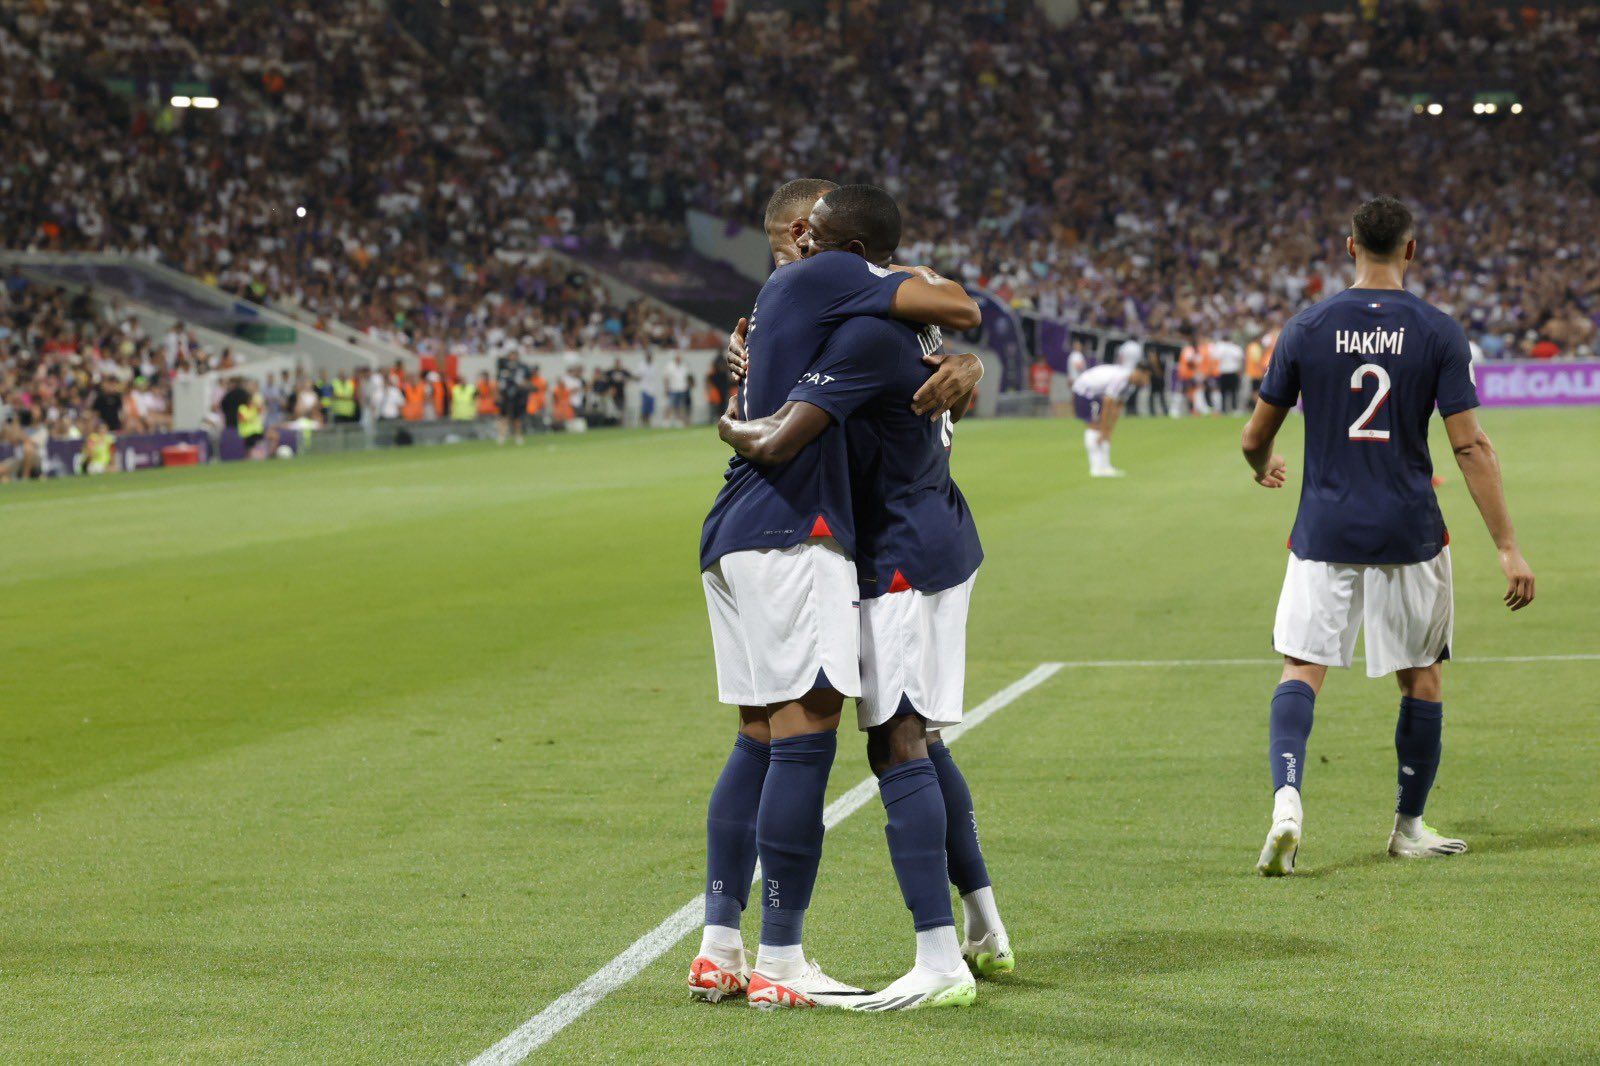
[886,569,913,593]
[809,514,832,539]
[1286,534,1293,551]
[1444,529,1450,547]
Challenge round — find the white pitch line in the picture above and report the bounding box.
[466,650,1597,1063]
[468,661,1065,1066]
[1046,654,1600,668]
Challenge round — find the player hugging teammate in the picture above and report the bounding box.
[690,180,1015,1012]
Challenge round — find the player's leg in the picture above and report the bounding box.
[749,688,865,1008]
[924,727,1011,977]
[690,706,770,1002]
[731,540,863,1008]
[848,581,976,1010]
[1260,555,1361,874]
[1365,550,1465,858]
[842,710,972,1011]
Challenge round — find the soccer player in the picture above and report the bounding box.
[1241,197,1536,876]
[691,181,981,1009]
[718,184,1010,1010]
[494,348,531,445]
[1072,360,1150,477]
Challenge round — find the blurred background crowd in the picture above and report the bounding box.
[3,0,1597,461]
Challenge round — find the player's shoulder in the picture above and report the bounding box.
[790,250,894,287]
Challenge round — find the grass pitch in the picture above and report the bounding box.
[3,409,1598,1063]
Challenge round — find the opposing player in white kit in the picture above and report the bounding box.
[1241,197,1535,875]
[1072,361,1150,477]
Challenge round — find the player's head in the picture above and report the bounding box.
[800,184,902,267]
[764,177,839,267]
[1348,196,1415,266]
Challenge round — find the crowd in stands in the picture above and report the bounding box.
[0,3,706,360]
[0,273,244,478]
[4,0,1598,370]
[406,0,1600,357]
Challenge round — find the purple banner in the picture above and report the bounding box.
[13,431,210,478]
[1475,360,1600,407]
[968,288,1027,391]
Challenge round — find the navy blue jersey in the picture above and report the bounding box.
[795,317,983,597]
[1259,287,1479,565]
[698,251,908,570]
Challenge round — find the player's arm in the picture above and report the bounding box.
[717,394,830,466]
[911,352,983,421]
[887,267,981,332]
[1240,397,1292,488]
[1444,408,1535,610]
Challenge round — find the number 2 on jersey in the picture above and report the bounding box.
[1348,363,1392,442]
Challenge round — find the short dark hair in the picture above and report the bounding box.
[817,184,902,262]
[1351,196,1414,257]
[764,178,839,231]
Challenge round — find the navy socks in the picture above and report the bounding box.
[1395,698,1444,817]
[704,733,770,929]
[1269,680,1316,792]
[756,731,837,947]
[927,740,991,895]
[878,758,955,932]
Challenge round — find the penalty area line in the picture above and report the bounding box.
[466,661,1065,1066]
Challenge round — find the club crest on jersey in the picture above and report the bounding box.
[1336,327,1405,356]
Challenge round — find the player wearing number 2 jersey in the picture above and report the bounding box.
[1240,197,1535,876]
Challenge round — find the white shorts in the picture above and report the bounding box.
[857,571,976,731]
[701,539,861,706]
[1273,549,1453,678]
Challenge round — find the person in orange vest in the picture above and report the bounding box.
[551,376,575,427]
[475,373,499,417]
[1246,337,1267,407]
[426,372,447,419]
[526,366,548,427]
[1028,354,1051,396]
[401,375,427,421]
[1176,340,1200,415]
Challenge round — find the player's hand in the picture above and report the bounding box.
[725,318,748,383]
[912,352,983,419]
[1498,547,1535,611]
[1254,455,1288,488]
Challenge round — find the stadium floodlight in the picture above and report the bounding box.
[1472,102,1484,114]
[193,96,219,109]
[171,95,192,108]
[1511,102,1524,114]
[296,206,307,218]
[1427,102,1443,116]
[1485,102,1497,114]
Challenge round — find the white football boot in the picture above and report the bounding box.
[1257,785,1303,876]
[842,964,976,1011]
[746,959,868,1010]
[687,947,750,1003]
[962,927,1015,978]
[1388,816,1468,859]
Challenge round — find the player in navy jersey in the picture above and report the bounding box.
[1240,197,1535,875]
[691,181,983,1010]
[717,185,1009,1011]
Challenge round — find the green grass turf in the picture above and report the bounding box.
[2,409,1597,1063]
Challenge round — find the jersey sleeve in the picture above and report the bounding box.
[785,318,899,423]
[1257,320,1300,407]
[1435,318,1480,417]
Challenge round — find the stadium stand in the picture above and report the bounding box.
[3,0,1598,470]
[396,0,1598,356]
